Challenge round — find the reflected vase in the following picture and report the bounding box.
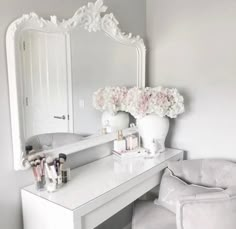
[102,111,130,133]
[137,114,169,152]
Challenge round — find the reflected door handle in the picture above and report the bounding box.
[53,115,66,120]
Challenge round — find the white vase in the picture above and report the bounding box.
[137,114,169,152]
[102,111,130,133]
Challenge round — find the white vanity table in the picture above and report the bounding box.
[22,148,183,229]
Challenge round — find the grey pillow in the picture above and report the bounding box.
[176,187,236,229]
[154,168,223,213]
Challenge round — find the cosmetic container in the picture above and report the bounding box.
[43,154,71,192]
[46,180,57,192]
[113,130,126,153]
[59,153,71,184]
[30,158,46,191]
[35,175,46,191]
[61,168,71,184]
[104,120,112,133]
[126,135,138,150]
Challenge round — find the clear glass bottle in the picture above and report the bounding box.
[113,130,126,153]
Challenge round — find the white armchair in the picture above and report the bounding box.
[132,159,236,229]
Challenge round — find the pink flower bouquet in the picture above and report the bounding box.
[93,86,184,118]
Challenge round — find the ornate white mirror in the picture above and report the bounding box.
[6,0,145,170]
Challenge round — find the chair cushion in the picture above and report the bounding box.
[155,169,223,213]
[176,186,236,229]
[132,200,176,229]
[168,159,236,189]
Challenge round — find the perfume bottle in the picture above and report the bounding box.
[113,130,126,153]
[126,135,138,150]
[104,120,112,133]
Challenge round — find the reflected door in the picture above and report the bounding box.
[21,31,72,139]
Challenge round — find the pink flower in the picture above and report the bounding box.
[93,86,184,119]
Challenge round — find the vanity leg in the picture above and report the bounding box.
[22,190,75,229]
[73,217,82,229]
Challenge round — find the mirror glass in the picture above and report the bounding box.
[6,0,145,169]
[20,28,138,140]
[70,28,137,135]
[20,30,71,140]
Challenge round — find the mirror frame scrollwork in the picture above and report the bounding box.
[6,0,146,170]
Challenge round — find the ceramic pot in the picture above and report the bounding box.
[102,111,130,133]
[137,114,169,152]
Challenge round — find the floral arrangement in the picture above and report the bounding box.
[93,86,128,115]
[93,86,184,118]
[125,87,185,118]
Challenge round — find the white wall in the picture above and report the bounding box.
[0,1,146,228]
[146,0,236,160]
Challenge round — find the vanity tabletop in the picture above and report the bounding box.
[23,148,183,210]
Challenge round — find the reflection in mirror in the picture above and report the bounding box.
[20,28,138,139]
[20,30,73,139]
[6,0,145,170]
[71,28,137,135]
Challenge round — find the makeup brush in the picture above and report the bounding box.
[30,160,38,181]
[28,154,38,162]
[35,159,42,180]
[40,157,46,176]
[46,157,58,182]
